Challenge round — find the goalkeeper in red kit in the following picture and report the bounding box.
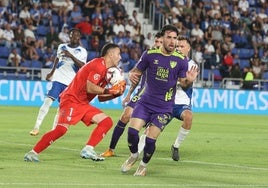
[24,43,126,162]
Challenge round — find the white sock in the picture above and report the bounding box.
[51,108,59,130]
[140,160,147,167]
[173,127,190,148]
[85,145,94,150]
[34,97,53,130]
[31,149,38,155]
[131,152,139,158]
[138,134,146,154]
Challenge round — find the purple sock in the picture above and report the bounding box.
[109,120,127,149]
[127,127,139,153]
[143,137,156,163]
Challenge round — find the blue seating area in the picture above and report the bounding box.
[0,46,10,59]
[239,48,255,59]
[0,58,7,66]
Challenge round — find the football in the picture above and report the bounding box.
[106,66,124,85]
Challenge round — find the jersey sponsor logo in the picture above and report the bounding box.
[93,73,101,80]
[156,67,169,81]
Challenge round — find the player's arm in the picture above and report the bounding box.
[128,67,142,92]
[62,50,85,68]
[46,57,59,81]
[121,86,133,106]
[179,66,199,89]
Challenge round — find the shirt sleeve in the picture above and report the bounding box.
[135,51,149,72]
[86,59,106,85]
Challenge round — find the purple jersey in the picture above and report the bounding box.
[134,48,188,112]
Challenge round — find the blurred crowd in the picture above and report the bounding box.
[0,0,268,82]
[151,0,268,82]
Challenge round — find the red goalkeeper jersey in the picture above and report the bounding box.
[60,57,108,104]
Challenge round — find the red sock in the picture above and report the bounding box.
[33,125,68,153]
[87,117,113,147]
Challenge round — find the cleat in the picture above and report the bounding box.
[134,164,146,176]
[121,155,138,173]
[80,147,105,161]
[100,149,115,157]
[24,151,39,162]
[171,145,179,161]
[30,129,39,136]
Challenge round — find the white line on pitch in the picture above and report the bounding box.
[1,140,268,172]
[0,183,268,187]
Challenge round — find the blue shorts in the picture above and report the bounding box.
[47,81,67,101]
[131,102,172,131]
[172,104,192,121]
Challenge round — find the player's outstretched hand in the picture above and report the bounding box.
[186,65,199,83]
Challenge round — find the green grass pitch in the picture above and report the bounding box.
[0,106,267,188]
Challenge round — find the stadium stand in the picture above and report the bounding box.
[0,0,267,90]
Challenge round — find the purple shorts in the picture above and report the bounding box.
[131,101,172,131]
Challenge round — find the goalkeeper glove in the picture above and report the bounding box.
[103,80,126,96]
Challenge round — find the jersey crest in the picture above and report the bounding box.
[93,73,101,81]
[170,61,177,68]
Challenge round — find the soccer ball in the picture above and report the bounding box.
[106,66,124,85]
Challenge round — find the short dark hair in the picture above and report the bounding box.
[69,28,81,35]
[160,24,179,36]
[100,43,120,57]
[155,32,162,39]
[177,35,191,45]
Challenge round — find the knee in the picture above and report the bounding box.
[120,111,131,123]
[182,111,193,129]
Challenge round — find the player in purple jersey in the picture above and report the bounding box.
[101,32,163,157]
[139,36,199,159]
[120,25,199,176]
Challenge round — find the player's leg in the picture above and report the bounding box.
[134,124,162,176]
[24,124,69,162]
[25,101,76,161]
[137,126,149,154]
[101,106,133,157]
[172,109,192,161]
[134,112,171,176]
[51,108,59,130]
[30,81,66,136]
[121,117,145,173]
[81,109,113,161]
[30,97,54,136]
